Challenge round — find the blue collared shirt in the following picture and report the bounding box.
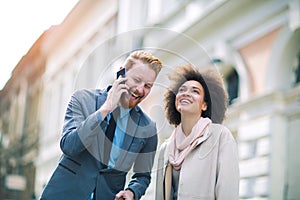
[108,106,130,168]
[89,107,130,199]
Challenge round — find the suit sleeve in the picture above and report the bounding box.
[60,90,107,157]
[126,123,158,200]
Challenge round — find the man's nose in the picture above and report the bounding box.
[135,83,145,93]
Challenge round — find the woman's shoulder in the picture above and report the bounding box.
[208,123,235,142]
[208,123,229,132]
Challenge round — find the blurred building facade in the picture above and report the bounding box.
[0,33,47,199]
[0,0,300,199]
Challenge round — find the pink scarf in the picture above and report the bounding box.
[168,117,211,170]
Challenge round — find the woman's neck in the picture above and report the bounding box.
[180,113,201,136]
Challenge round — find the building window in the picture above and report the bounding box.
[294,52,300,85]
[211,59,240,105]
[226,69,239,105]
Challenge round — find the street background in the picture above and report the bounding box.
[1,0,300,199]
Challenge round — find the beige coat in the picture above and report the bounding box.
[155,123,239,200]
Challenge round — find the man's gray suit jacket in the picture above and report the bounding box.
[40,87,158,200]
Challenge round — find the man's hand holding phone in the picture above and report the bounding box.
[117,67,126,84]
[98,67,128,118]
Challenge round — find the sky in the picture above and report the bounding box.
[0,0,79,90]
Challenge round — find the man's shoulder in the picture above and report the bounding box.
[134,106,153,125]
[72,88,107,99]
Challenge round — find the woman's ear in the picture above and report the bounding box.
[202,102,207,112]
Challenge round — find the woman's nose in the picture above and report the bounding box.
[181,90,191,96]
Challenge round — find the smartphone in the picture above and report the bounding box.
[116,67,126,79]
[116,67,126,84]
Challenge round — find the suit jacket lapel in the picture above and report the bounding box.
[95,88,142,168]
[114,107,141,168]
[122,107,140,151]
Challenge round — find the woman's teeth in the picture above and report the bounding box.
[180,99,191,104]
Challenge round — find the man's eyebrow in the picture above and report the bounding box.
[145,82,154,88]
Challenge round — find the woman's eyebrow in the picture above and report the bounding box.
[191,86,201,90]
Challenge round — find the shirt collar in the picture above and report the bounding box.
[119,106,131,119]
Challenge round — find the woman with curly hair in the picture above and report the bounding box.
[155,64,239,200]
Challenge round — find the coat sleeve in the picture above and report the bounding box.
[60,90,107,157]
[215,126,240,200]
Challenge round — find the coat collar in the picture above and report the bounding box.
[164,123,223,167]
